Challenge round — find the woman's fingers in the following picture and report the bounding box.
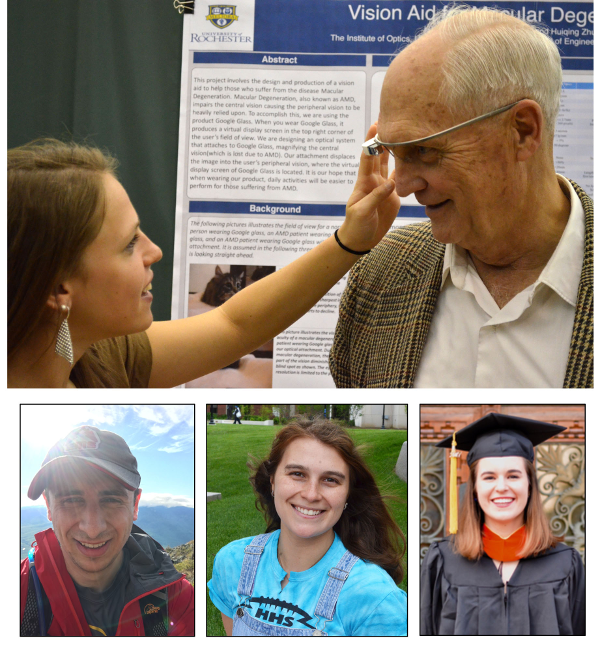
[348,123,389,206]
[349,178,395,220]
[342,122,399,247]
[354,147,377,187]
[379,147,391,179]
[341,179,397,249]
[378,172,401,224]
[353,122,380,181]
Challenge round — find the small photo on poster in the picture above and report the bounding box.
[186,264,276,388]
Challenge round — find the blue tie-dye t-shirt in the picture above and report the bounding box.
[208,530,407,636]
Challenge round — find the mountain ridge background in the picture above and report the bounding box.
[21,505,194,561]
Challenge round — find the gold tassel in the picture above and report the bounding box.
[449,431,459,534]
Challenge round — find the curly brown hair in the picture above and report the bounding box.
[248,417,405,583]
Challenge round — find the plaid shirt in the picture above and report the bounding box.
[330,180,593,388]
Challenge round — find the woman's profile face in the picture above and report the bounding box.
[64,174,162,342]
[475,456,529,532]
[270,437,350,542]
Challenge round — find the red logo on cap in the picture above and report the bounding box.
[61,427,101,453]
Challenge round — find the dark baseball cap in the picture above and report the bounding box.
[28,426,141,500]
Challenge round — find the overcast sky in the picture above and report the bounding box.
[21,404,194,508]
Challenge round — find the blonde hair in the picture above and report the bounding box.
[419,4,562,135]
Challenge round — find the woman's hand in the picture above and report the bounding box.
[337,123,400,252]
[145,124,399,387]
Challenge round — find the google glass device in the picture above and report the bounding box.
[363,100,523,156]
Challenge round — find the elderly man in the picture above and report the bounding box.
[330,6,593,388]
[20,426,194,636]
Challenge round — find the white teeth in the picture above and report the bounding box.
[294,505,324,516]
[493,499,513,504]
[80,541,107,548]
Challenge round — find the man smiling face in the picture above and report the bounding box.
[378,28,529,259]
[43,460,141,591]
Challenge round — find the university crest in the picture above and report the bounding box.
[206,5,239,29]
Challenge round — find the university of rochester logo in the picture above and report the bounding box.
[206,5,239,29]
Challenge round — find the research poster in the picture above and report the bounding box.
[172,0,593,388]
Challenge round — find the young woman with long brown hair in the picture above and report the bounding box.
[421,413,585,635]
[208,417,407,636]
[8,128,398,387]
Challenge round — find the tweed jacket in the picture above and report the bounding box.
[330,180,593,388]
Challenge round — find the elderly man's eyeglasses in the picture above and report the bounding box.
[363,100,523,156]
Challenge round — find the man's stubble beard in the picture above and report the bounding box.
[58,537,124,575]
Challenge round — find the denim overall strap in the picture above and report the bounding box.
[237,533,271,597]
[314,550,360,622]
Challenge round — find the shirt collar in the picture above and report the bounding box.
[535,175,584,306]
[442,175,584,307]
[268,530,346,582]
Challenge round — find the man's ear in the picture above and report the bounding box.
[42,491,52,522]
[133,488,142,521]
[512,100,544,161]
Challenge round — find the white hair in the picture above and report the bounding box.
[418,5,562,135]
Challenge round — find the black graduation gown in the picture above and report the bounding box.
[420,538,585,635]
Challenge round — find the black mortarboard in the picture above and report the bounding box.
[436,412,566,466]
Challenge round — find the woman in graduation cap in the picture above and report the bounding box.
[420,412,585,636]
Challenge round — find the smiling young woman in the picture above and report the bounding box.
[421,413,585,636]
[208,418,407,636]
[7,134,398,388]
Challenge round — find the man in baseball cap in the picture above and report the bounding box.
[21,426,194,637]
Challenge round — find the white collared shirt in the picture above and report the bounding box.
[413,176,585,388]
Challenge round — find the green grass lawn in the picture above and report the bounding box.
[206,423,408,636]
